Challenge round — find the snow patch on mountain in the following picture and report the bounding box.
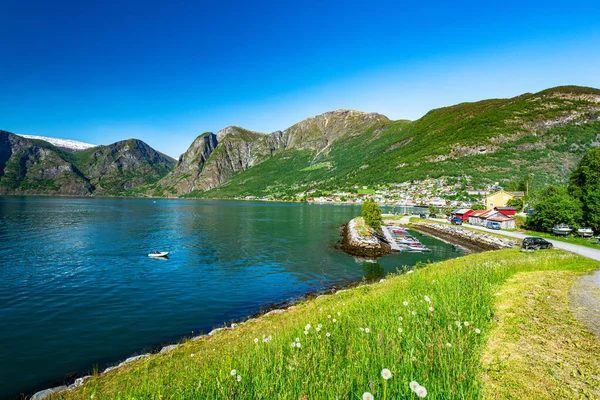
[17,134,98,151]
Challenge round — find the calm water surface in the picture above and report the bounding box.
[0,197,464,398]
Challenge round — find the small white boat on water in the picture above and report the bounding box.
[552,224,572,236]
[148,251,169,257]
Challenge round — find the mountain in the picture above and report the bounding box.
[0,131,176,196]
[177,85,600,199]
[154,110,391,197]
[3,85,599,199]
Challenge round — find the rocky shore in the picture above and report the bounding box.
[410,222,519,251]
[341,217,392,257]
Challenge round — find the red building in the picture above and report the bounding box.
[451,208,474,221]
[495,207,517,217]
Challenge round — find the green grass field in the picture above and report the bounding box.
[53,249,599,399]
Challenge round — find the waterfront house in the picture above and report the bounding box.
[484,190,524,210]
[451,208,473,221]
[486,215,517,229]
[494,207,518,217]
[468,209,489,225]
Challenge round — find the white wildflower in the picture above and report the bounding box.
[326,332,331,337]
[409,381,420,392]
[237,374,242,382]
[429,306,434,312]
[415,385,427,398]
[365,328,370,333]
[398,327,403,333]
[475,328,481,334]
[316,326,321,332]
[424,295,431,303]
[464,321,469,327]
[455,321,461,327]
[254,338,258,344]
[362,392,374,400]
[403,301,409,306]
[381,368,392,380]
[230,369,236,376]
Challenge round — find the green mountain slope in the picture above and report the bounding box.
[0,131,176,196]
[194,85,600,198]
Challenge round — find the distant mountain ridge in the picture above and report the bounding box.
[0,131,175,196]
[2,86,600,198]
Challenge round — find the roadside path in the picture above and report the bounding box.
[425,217,600,339]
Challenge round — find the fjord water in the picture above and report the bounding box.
[0,197,464,398]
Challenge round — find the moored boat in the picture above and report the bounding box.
[577,227,594,238]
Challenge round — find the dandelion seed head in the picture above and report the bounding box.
[446,342,452,348]
[365,328,371,333]
[424,296,431,303]
[398,316,403,321]
[403,301,409,306]
[332,318,337,323]
[296,342,302,349]
[328,315,331,319]
[230,369,236,376]
[304,330,309,335]
[416,385,427,398]
[429,306,434,312]
[295,337,300,342]
[475,328,481,334]
[362,392,374,400]
[409,381,420,391]
[305,324,311,330]
[381,368,392,380]
[254,338,258,343]
[411,311,416,316]
[398,327,403,333]
[337,311,341,316]
[360,327,365,332]
[237,374,242,382]
[464,321,470,326]
[326,332,331,337]
[291,342,296,347]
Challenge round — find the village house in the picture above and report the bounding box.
[468,209,516,229]
[484,190,524,210]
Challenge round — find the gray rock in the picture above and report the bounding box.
[160,344,179,354]
[30,385,67,400]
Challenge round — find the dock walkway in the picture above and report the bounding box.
[381,226,401,251]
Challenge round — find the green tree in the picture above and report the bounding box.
[525,186,582,232]
[506,197,523,212]
[568,148,600,231]
[362,199,382,230]
[471,204,486,210]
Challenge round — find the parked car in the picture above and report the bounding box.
[451,217,463,225]
[428,213,437,218]
[486,221,502,230]
[522,237,553,250]
[419,213,427,219]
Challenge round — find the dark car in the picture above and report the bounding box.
[428,213,437,218]
[451,217,463,225]
[419,213,427,219]
[522,237,553,250]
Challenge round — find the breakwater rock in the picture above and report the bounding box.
[341,217,391,257]
[411,223,519,251]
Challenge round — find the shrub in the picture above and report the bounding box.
[362,199,382,230]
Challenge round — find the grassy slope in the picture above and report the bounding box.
[53,249,599,399]
[197,86,600,198]
[481,270,600,398]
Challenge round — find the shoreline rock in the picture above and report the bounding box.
[341,217,391,258]
[411,222,519,251]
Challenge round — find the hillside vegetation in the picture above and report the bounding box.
[185,85,600,199]
[53,249,599,399]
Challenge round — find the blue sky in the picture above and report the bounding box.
[1,0,599,158]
